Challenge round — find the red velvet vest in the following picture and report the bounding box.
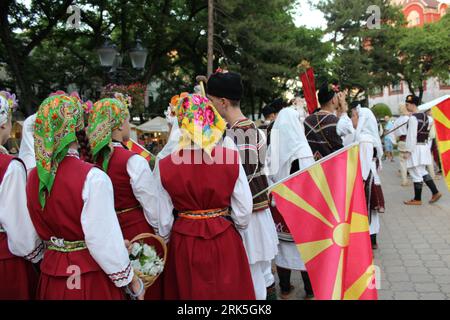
[159,146,240,211]
[107,146,140,210]
[26,156,101,276]
[0,154,16,260]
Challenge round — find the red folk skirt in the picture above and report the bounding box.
[163,217,255,300]
[36,249,124,300]
[0,234,38,300]
[117,208,163,300]
[0,258,38,300]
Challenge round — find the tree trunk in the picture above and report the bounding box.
[207,0,214,76]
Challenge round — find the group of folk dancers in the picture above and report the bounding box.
[0,69,441,301]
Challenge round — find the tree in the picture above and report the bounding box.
[316,0,405,103]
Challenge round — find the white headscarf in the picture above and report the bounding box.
[0,96,9,126]
[267,107,314,182]
[354,105,383,160]
[155,105,181,164]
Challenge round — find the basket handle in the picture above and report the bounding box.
[130,233,167,263]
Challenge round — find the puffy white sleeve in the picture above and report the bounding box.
[354,113,368,142]
[80,168,133,288]
[230,163,253,230]
[18,114,37,172]
[405,116,418,153]
[149,168,174,242]
[337,115,355,138]
[127,155,159,230]
[0,160,44,263]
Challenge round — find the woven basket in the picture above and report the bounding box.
[130,233,167,290]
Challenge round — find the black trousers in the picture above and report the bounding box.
[277,266,313,296]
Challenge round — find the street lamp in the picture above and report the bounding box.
[97,37,148,71]
[97,37,118,68]
[129,39,148,70]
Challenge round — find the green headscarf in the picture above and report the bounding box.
[87,97,130,171]
[34,94,84,207]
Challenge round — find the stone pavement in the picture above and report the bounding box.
[281,157,450,300]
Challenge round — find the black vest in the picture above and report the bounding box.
[412,113,430,143]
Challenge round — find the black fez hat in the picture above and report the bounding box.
[268,98,286,114]
[262,105,275,117]
[406,95,420,106]
[350,100,361,110]
[207,71,243,101]
[318,82,336,105]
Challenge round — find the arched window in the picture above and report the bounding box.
[407,10,421,27]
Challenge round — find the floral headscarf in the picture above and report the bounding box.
[34,94,84,207]
[176,94,226,154]
[0,91,18,126]
[87,96,130,171]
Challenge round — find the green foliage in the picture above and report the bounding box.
[0,0,331,119]
[371,103,392,119]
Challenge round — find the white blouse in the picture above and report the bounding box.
[0,159,43,263]
[113,143,159,231]
[150,148,253,242]
[18,114,37,172]
[80,166,134,287]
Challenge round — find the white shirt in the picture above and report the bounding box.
[393,115,409,138]
[19,114,36,172]
[0,159,43,263]
[80,165,134,287]
[337,114,355,147]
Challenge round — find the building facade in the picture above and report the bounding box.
[369,0,449,114]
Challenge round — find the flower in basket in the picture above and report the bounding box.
[129,242,164,278]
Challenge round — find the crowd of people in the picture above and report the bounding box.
[0,69,443,300]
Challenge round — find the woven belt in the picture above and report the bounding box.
[116,205,142,215]
[178,208,230,220]
[44,237,87,253]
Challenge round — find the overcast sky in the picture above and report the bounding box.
[293,0,327,30]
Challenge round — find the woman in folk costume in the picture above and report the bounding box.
[26,93,144,300]
[0,91,43,299]
[87,95,162,300]
[350,103,385,250]
[266,107,316,300]
[336,92,355,147]
[151,94,255,300]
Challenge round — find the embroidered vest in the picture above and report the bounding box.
[413,113,430,143]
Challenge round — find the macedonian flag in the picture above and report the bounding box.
[126,139,154,162]
[431,96,450,191]
[271,145,377,300]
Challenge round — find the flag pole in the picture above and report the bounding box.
[252,143,359,199]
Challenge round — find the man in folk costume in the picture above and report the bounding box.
[266,106,316,299]
[259,104,276,131]
[150,94,255,300]
[304,82,343,160]
[403,95,442,205]
[87,95,162,300]
[206,71,279,300]
[0,91,43,299]
[26,93,144,300]
[350,102,385,249]
[394,104,411,186]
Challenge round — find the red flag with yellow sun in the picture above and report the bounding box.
[126,139,154,162]
[430,96,450,192]
[271,145,377,300]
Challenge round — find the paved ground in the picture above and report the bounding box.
[281,156,450,300]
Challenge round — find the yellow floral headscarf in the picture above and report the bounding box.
[175,94,226,154]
